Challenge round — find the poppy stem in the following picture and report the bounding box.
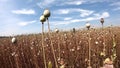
[47,18,58,68]
[42,23,47,68]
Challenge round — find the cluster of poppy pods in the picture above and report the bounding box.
[40,9,50,23]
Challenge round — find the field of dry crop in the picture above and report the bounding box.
[0,27,120,68]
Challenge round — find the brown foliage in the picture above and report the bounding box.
[0,27,120,68]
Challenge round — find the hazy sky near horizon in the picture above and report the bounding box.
[0,0,120,36]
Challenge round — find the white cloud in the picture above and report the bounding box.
[62,0,84,5]
[85,0,114,3]
[37,0,55,8]
[93,12,109,18]
[82,17,96,21]
[58,0,113,6]
[54,8,94,17]
[110,2,120,6]
[110,2,120,11]
[19,22,28,26]
[58,9,70,14]
[18,20,36,26]
[51,12,110,25]
[93,13,100,17]
[64,17,72,20]
[80,10,94,17]
[70,19,80,23]
[11,9,35,15]
[79,12,110,21]
[100,12,110,18]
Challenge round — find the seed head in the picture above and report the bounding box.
[11,37,17,43]
[71,48,75,52]
[104,58,111,64]
[48,61,52,68]
[86,23,91,30]
[55,28,59,33]
[100,18,104,24]
[95,41,98,45]
[100,52,105,56]
[43,9,50,18]
[40,15,46,23]
[11,52,16,56]
[73,28,76,33]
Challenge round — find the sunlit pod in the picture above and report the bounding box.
[43,9,50,18]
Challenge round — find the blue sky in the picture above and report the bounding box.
[0,0,120,36]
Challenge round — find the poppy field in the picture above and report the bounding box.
[0,26,120,68]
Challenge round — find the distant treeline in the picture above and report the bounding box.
[0,36,9,38]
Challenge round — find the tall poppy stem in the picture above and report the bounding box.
[88,29,91,67]
[42,23,47,68]
[47,18,58,68]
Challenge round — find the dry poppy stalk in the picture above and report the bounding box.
[86,22,92,68]
[40,15,47,68]
[43,9,58,68]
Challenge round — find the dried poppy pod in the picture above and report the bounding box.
[55,28,59,33]
[100,18,104,25]
[43,9,50,18]
[104,58,111,64]
[73,28,75,33]
[95,41,99,45]
[11,37,17,43]
[86,23,91,30]
[48,61,52,68]
[40,15,46,23]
